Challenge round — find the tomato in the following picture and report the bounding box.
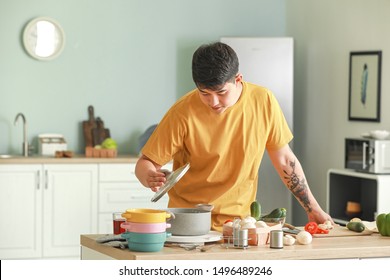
[224,219,233,224]
[304,222,318,235]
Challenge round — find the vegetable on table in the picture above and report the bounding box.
[250,201,262,220]
[304,222,318,235]
[283,234,296,246]
[262,207,287,219]
[376,213,390,236]
[304,222,329,235]
[296,231,312,245]
[346,221,365,233]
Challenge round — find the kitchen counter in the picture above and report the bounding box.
[0,154,139,164]
[80,233,390,260]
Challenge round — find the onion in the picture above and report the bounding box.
[296,231,312,245]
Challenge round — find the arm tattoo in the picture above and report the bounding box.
[283,161,312,212]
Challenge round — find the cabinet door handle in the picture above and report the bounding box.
[45,170,48,189]
[36,170,40,190]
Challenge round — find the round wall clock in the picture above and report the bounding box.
[23,17,65,61]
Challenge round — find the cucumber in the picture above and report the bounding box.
[250,201,261,221]
[346,221,365,233]
[263,207,287,219]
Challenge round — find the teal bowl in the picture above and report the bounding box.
[121,232,171,252]
[128,241,165,252]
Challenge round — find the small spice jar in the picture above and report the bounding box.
[270,230,284,249]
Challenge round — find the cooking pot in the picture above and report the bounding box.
[166,204,213,236]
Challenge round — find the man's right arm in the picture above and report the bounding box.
[135,154,166,192]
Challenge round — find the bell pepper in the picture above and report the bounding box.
[304,222,318,235]
[376,213,390,236]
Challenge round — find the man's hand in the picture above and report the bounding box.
[147,169,170,192]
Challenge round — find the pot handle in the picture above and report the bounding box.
[196,204,214,212]
[166,211,175,221]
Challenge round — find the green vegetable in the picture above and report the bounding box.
[376,213,390,236]
[346,221,365,232]
[250,201,261,221]
[263,207,287,219]
[101,138,117,149]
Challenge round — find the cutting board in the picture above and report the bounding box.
[92,117,110,146]
[312,225,374,238]
[82,105,96,147]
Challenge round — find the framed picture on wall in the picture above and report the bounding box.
[348,51,382,122]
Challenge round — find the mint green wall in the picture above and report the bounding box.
[0,0,286,155]
[286,0,390,225]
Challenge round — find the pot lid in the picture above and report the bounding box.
[151,163,190,203]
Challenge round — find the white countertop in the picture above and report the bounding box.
[0,154,139,164]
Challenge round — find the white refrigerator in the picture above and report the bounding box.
[220,37,294,223]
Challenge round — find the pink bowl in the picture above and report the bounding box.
[120,221,171,233]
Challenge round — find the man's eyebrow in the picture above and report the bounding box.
[199,87,226,94]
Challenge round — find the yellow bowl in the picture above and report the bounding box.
[122,208,172,223]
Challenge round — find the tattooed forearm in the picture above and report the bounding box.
[283,161,312,212]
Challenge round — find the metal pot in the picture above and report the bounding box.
[166,204,213,236]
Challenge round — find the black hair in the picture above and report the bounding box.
[192,42,239,90]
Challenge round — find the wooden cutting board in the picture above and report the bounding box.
[312,225,374,238]
[92,117,110,146]
[82,105,96,147]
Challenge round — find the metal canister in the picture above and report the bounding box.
[238,228,249,248]
[232,218,241,247]
[270,230,283,249]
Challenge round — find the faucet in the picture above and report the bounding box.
[14,113,29,157]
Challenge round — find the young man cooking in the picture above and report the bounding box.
[135,42,333,231]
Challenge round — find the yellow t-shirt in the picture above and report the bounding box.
[142,81,293,231]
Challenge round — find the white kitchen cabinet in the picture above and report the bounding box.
[327,168,390,225]
[42,164,98,258]
[0,164,98,259]
[0,165,42,259]
[98,163,172,233]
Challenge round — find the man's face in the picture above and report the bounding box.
[197,74,243,114]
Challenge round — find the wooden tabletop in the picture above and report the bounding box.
[80,233,390,260]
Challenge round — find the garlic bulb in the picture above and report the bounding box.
[255,221,268,228]
[296,231,312,245]
[241,222,256,229]
[283,234,296,246]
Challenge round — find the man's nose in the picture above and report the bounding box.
[210,95,219,106]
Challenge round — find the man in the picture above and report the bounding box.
[135,42,333,231]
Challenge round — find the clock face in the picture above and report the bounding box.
[23,17,65,61]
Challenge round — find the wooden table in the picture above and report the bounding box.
[80,233,390,260]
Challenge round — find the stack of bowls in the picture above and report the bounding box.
[120,208,172,252]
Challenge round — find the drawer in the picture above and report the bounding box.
[99,182,168,212]
[99,163,137,181]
